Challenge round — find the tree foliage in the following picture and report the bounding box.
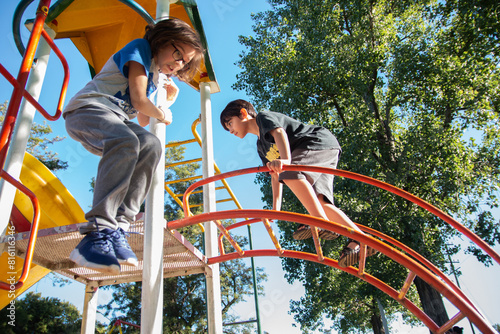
[235,0,499,332]
[100,144,267,333]
[0,101,67,171]
[0,291,106,334]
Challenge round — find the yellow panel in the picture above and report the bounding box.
[84,23,126,72]
[47,0,213,84]
[0,253,51,310]
[13,153,85,229]
[49,0,157,73]
[0,153,85,309]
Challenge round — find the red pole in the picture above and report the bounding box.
[0,0,50,168]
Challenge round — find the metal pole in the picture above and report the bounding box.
[155,0,170,21]
[141,114,165,334]
[247,226,262,334]
[140,2,168,333]
[377,299,390,334]
[0,25,55,246]
[200,81,223,334]
[81,282,99,334]
[446,244,476,334]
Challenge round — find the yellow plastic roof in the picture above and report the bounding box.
[43,0,219,92]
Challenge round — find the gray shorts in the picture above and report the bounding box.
[279,148,340,204]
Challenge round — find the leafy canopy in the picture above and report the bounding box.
[235,0,499,332]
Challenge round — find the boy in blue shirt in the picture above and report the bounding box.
[220,99,377,267]
[64,19,204,274]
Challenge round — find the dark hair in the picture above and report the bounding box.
[220,99,257,131]
[143,18,204,82]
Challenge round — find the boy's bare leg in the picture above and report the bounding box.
[284,178,361,248]
[284,179,376,266]
[318,195,361,232]
[318,196,378,266]
[319,195,363,248]
[283,178,328,220]
[284,179,360,231]
[283,178,335,239]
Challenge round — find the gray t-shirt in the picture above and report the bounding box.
[63,38,159,120]
[256,110,341,165]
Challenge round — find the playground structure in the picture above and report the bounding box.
[0,1,498,334]
[108,319,141,333]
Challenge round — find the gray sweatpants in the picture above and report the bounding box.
[64,106,162,233]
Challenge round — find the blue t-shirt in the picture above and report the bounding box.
[63,39,159,120]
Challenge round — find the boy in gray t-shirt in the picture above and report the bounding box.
[221,99,377,268]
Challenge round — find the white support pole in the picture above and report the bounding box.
[81,282,99,334]
[156,0,171,21]
[0,26,56,240]
[140,2,169,333]
[200,82,223,334]
[141,119,165,334]
[377,299,390,334]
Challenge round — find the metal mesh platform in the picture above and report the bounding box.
[3,220,208,287]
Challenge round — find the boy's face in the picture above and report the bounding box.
[225,114,248,139]
[155,42,196,76]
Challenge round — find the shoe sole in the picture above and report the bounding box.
[318,229,340,240]
[293,227,313,240]
[293,227,341,241]
[69,249,121,275]
[338,246,378,268]
[117,257,138,267]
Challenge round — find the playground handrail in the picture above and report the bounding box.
[0,0,69,291]
[13,0,156,57]
[174,163,499,332]
[169,209,495,334]
[0,29,69,123]
[181,165,500,267]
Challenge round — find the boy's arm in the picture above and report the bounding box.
[267,127,291,211]
[267,127,291,174]
[128,61,172,127]
[271,173,283,211]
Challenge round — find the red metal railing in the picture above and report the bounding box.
[169,164,498,334]
[170,209,495,333]
[108,319,140,333]
[0,0,69,291]
[181,165,500,266]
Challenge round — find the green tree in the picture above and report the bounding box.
[235,0,499,332]
[0,291,106,333]
[0,101,67,171]
[100,144,267,333]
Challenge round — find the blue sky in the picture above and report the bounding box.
[1,1,499,333]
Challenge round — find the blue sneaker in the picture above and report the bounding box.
[69,230,121,274]
[107,228,138,267]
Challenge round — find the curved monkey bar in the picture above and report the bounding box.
[168,164,499,333]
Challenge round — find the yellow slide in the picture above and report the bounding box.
[0,153,85,309]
